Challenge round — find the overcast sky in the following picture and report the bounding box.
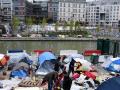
[27,0,94,2]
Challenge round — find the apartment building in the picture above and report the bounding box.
[13,0,33,21]
[48,0,59,22]
[58,0,86,22]
[0,0,13,22]
[33,0,49,24]
[86,0,120,28]
[0,7,3,23]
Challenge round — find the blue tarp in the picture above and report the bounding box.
[10,69,28,78]
[105,59,120,72]
[38,52,56,65]
[97,76,120,90]
[8,50,24,53]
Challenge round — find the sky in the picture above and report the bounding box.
[27,0,94,2]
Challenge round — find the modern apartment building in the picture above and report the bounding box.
[48,0,59,22]
[0,0,13,22]
[13,0,33,22]
[33,0,49,24]
[86,0,120,28]
[58,0,86,22]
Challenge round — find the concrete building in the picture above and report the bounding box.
[0,0,13,22]
[13,0,33,22]
[32,0,49,24]
[0,7,3,23]
[48,0,59,22]
[58,0,86,22]
[86,0,120,28]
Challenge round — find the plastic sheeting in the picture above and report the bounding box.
[102,57,120,72]
[0,78,21,90]
[36,61,55,75]
[7,51,30,65]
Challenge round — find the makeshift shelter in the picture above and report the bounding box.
[36,52,56,75]
[10,62,30,78]
[60,50,78,56]
[36,60,55,75]
[7,50,30,65]
[97,76,120,90]
[38,52,56,65]
[102,57,120,72]
[84,50,101,56]
[33,50,51,55]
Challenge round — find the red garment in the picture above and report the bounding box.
[84,71,96,80]
[54,73,64,90]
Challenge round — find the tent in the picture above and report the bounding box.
[36,52,56,75]
[97,76,120,90]
[38,52,56,65]
[10,62,30,78]
[36,60,55,75]
[102,57,120,72]
[63,54,84,64]
[33,50,51,55]
[7,50,30,65]
[0,54,9,66]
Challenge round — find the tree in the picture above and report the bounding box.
[26,17,33,28]
[63,21,68,30]
[26,17,33,35]
[69,20,74,31]
[96,25,100,38]
[41,17,47,31]
[55,21,59,31]
[75,21,81,31]
[12,16,20,34]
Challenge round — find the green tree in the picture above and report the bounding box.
[55,21,59,31]
[75,21,81,30]
[69,20,74,31]
[25,17,33,36]
[12,16,20,34]
[63,21,68,30]
[41,17,47,31]
[26,17,33,28]
[96,25,100,33]
[96,25,100,38]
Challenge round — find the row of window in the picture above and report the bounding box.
[60,2,85,8]
[59,17,84,22]
[59,8,85,13]
[59,13,85,18]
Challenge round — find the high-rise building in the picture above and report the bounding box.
[0,0,13,22]
[58,0,86,22]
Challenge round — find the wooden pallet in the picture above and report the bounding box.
[19,80,42,87]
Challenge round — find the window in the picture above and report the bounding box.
[15,7,19,10]
[68,3,70,7]
[60,2,62,7]
[64,3,65,7]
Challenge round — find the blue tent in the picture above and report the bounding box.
[38,52,56,65]
[96,76,120,90]
[106,59,120,72]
